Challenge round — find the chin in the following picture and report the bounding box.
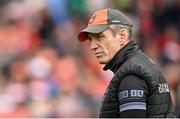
[97,57,110,64]
[98,59,108,64]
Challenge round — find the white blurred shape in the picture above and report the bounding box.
[28,57,52,79]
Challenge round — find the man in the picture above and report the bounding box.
[77,8,175,118]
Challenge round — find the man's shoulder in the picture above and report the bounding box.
[117,50,158,73]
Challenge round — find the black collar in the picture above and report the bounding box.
[103,41,138,73]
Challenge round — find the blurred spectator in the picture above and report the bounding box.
[47,0,70,25]
[163,63,180,117]
[0,0,40,68]
[67,0,88,19]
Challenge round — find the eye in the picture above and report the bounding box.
[97,34,105,39]
[87,37,92,41]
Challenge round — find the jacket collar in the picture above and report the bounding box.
[103,41,138,73]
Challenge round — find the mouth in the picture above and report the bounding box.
[95,52,103,57]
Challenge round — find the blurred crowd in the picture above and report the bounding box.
[0,0,179,118]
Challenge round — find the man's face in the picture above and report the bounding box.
[88,29,121,64]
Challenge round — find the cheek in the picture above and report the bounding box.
[102,40,114,53]
[102,45,109,55]
[106,41,120,56]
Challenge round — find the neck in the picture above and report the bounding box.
[103,41,138,73]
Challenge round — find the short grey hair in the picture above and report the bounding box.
[108,24,133,40]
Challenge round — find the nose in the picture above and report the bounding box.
[90,40,99,50]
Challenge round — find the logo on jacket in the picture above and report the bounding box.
[158,83,169,93]
[119,90,144,100]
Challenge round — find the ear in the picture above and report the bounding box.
[118,29,128,46]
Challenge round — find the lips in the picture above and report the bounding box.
[95,52,103,57]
